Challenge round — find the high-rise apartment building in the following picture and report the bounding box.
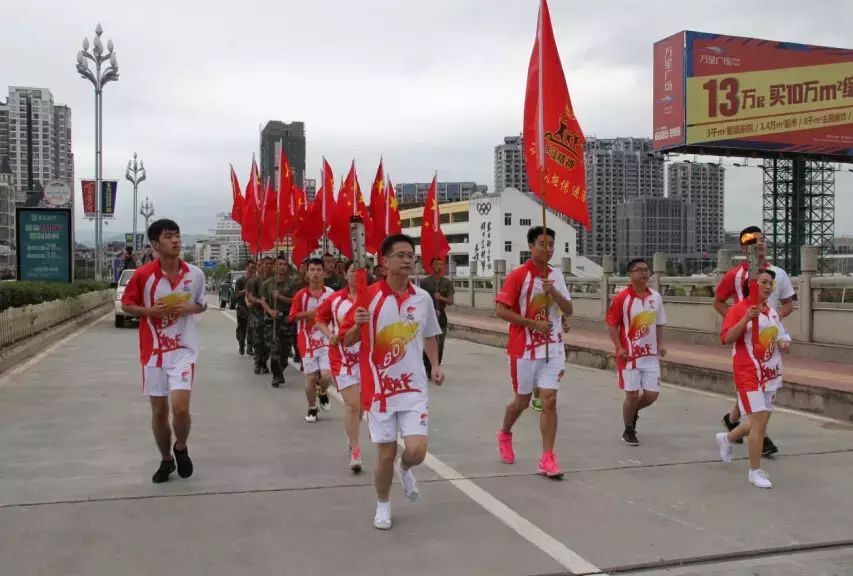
[394,181,487,210]
[494,135,530,196]
[667,162,725,257]
[616,197,698,271]
[260,121,306,191]
[1,87,74,205]
[0,159,14,274]
[581,137,665,262]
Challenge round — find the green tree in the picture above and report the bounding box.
[183,253,196,264]
[212,263,230,282]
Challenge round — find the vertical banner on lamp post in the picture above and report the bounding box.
[101,180,118,216]
[81,180,97,217]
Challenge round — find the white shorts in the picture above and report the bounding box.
[368,410,429,444]
[334,372,359,391]
[509,357,565,395]
[302,353,330,375]
[142,363,194,397]
[738,389,776,415]
[618,365,661,392]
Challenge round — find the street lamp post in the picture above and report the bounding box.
[76,23,119,279]
[125,152,146,250]
[140,196,154,233]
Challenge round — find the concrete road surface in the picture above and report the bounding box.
[1,308,852,576]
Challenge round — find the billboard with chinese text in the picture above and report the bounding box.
[16,208,72,282]
[653,31,853,160]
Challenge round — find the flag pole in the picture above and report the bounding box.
[536,0,550,364]
[322,157,329,256]
[434,171,440,277]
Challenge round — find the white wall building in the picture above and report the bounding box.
[402,187,601,278]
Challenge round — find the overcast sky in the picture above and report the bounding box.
[3,0,851,241]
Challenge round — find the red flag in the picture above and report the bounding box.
[367,159,386,254]
[260,177,277,252]
[278,147,295,237]
[385,175,401,235]
[293,159,334,243]
[328,162,357,258]
[419,174,450,272]
[523,0,589,229]
[241,158,261,252]
[229,164,244,223]
[289,185,315,265]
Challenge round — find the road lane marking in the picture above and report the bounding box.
[0,312,111,387]
[324,389,606,575]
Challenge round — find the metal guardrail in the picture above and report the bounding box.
[0,290,113,348]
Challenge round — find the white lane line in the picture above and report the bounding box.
[0,311,111,387]
[324,389,605,575]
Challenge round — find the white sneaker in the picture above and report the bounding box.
[748,469,773,489]
[373,502,392,530]
[715,432,732,463]
[395,459,420,502]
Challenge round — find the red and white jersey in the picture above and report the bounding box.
[606,286,667,370]
[289,285,335,358]
[715,262,794,310]
[721,300,790,392]
[315,288,360,377]
[341,279,442,413]
[120,259,207,368]
[495,260,571,360]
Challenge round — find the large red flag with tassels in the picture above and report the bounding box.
[385,176,401,235]
[328,162,357,258]
[289,184,316,265]
[241,158,261,251]
[293,159,334,249]
[523,0,589,229]
[229,164,243,224]
[419,174,450,272]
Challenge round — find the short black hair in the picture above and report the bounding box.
[275,255,288,263]
[323,252,334,258]
[344,260,356,273]
[527,226,556,245]
[125,246,133,253]
[147,219,180,243]
[246,258,256,265]
[758,268,776,280]
[627,258,648,272]
[381,233,415,256]
[739,225,763,246]
[307,257,324,268]
[261,255,273,262]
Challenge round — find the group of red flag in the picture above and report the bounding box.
[230,0,589,274]
[229,153,451,270]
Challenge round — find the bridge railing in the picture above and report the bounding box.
[440,246,853,348]
[0,290,112,348]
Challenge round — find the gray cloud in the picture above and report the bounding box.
[2,0,851,238]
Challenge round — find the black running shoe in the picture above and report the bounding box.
[271,374,284,388]
[762,436,779,457]
[723,413,744,444]
[173,443,193,479]
[152,459,176,483]
[239,345,245,356]
[260,365,270,374]
[305,408,318,423]
[621,428,639,446]
[318,393,331,412]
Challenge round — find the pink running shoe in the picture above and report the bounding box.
[497,430,515,464]
[538,452,563,479]
[350,447,362,474]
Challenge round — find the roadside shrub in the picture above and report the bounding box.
[0,281,110,312]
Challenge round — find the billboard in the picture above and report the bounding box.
[653,31,853,159]
[16,208,73,283]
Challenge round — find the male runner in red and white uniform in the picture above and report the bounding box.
[713,226,794,456]
[495,226,573,479]
[316,260,364,473]
[606,258,667,446]
[121,219,207,483]
[342,234,444,530]
[716,268,791,488]
[289,258,335,423]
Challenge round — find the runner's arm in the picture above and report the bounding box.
[712,297,729,318]
[290,310,315,322]
[495,303,536,328]
[778,297,794,319]
[424,335,440,371]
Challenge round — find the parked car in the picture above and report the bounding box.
[114,269,137,328]
[219,270,246,309]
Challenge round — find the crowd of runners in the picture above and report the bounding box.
[121,218,794,530]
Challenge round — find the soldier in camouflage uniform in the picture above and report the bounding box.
[247,256,273,374]
[260,256,302,387]
[235,260,255,356]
